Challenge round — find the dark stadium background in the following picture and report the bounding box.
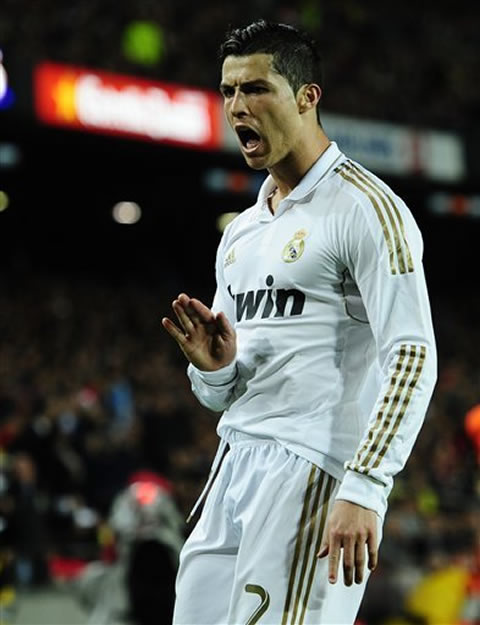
[3,120,479,289]
[1,3,479,624]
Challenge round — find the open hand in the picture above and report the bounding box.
[162,293,236,371]
[317,500,378,586]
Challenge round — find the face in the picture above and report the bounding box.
[220,53,304,170]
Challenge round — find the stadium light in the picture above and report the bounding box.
[216,212,239,232]
[112,201,142,224]
[122,21,165,66]
[0,191,9,212]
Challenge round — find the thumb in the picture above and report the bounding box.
[317,541,329,559]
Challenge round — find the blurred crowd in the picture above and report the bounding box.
[0,270,478,624]
[1,0,479,134]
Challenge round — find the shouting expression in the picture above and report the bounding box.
[220,53,307,171]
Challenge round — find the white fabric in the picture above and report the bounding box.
[174,437,382,625]
[188,142,437,519]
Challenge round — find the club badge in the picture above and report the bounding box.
[282,229,307,263]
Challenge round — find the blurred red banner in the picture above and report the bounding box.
[34,61,223,150]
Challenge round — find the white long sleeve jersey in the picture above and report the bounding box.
[188,142,437,519]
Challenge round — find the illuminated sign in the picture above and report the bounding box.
[429,193,480,218]
[33,62,223,150]
[0,51,6,97]
[203,168,264,195]
[0,50,15,110]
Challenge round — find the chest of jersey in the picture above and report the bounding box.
[222,200,345,324]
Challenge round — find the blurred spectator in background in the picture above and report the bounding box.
[75,470,183,625]
[465,404,480,465]
[7,453,49,587]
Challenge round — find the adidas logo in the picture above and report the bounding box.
[224,247,236,267]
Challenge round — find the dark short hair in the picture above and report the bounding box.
[219,19,323,122]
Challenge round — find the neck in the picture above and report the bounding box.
[268,128,331,201]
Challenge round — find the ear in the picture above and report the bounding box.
[297,83,322,115]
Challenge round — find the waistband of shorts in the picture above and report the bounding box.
[224,431,278,448]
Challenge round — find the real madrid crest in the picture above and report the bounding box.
[282,229,307,263]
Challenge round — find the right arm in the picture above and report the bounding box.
[162,234,240,412]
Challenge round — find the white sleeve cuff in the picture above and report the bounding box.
[335,469,390,520]
[189,360,238,387]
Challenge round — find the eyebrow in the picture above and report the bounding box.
[219,79,270,92]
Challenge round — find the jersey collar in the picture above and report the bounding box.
[257,141,344,214]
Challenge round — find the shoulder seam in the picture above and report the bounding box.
[334,161,414,275]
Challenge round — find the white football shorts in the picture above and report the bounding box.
[173,433,381,625]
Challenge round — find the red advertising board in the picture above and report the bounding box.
[34,62,223,150]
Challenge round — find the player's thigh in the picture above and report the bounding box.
[173,457,237,625]
[173,548,235,625]
[228,450,339,624]
[228,463,381,625]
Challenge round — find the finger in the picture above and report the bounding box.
[172,300,195,334]
[177,293,205,326]
[190,298,216,323]
[367,533,378,572]
[177,293,191,306]
[317,518,331,559]
[317,541,329,558]
[215,311,234,337]
[161,317,187,345]
[176,294,204,326]
[328,536,341,584]
[342,537,355,587]
[354,541,366,585]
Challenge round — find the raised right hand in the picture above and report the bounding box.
[162,293,237,372]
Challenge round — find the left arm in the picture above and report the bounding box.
[320,189,437,584]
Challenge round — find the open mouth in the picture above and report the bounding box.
[236,126,262,152]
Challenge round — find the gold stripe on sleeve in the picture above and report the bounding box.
[345,162,413,274]
[348,346,407,472]
[336,167,397,274]
[336,161,415,275]
[387,196,414,273]
[281,466,318,625]
[360,345,417,469]
[367,346,426,472]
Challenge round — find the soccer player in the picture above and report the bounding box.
[162,19,437,625]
